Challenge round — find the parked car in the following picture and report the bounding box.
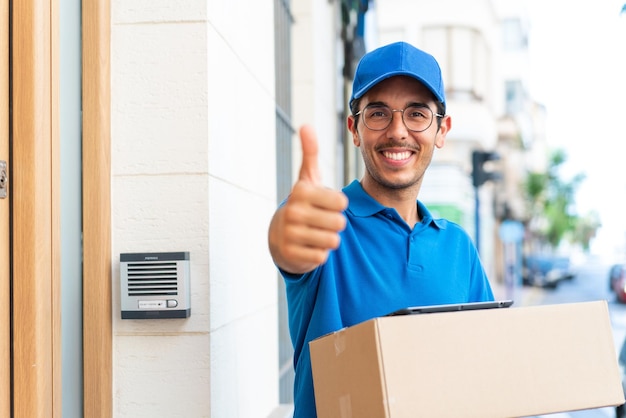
[609,264,626,303]
[522,254,575,289]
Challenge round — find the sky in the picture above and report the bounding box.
[526,1,626,258]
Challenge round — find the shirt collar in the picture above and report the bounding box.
[343,180,446,229]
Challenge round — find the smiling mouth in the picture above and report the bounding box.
[382,150,412,161]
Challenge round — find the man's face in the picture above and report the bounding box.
[348,76,450,194]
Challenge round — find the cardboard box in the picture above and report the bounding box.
[310,301,624,418]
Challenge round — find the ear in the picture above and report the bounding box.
[435,115,451,149]
[347,115,360,147]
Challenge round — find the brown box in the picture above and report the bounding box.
[310,301,624,418]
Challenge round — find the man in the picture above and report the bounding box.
[268,41,494,418]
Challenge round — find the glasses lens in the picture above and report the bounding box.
[362,105,392,130]
[361,105,434,132]
[403,105,433,132]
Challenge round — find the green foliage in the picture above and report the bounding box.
[523,148,591,250]
[573,211,602,251]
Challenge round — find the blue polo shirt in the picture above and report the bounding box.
[282,180,494,418]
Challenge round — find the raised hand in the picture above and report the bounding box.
[268,125,349,274]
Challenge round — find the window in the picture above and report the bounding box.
[505,79,524,115]
[423,26,490,102]
[502,18,528,51]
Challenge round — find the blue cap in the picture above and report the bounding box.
[349,41,446,112]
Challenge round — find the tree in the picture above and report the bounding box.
[573,211,602,252]
[523,149,588,250]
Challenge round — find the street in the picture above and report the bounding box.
[498,254,626,418]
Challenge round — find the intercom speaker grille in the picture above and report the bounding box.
[126,261,179,296]
[120,251,191,319]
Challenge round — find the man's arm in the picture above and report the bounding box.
[268,125,348,275]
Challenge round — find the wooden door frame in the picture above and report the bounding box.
[11,0,61,416]
[10,0,112,417]
[82,0,112,417]
[0,0,10,416]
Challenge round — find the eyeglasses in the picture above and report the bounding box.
[354,104,443,132]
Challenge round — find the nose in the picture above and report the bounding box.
[388,109,409,137]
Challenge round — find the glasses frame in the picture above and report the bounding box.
[354,104,444,133]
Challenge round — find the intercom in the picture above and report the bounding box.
[120,251,191,319]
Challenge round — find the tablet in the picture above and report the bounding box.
[385,300,514,316]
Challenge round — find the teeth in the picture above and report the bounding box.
[383,151,411,161]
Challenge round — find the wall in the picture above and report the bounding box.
[111,1,279,416]
[291,1,342,189]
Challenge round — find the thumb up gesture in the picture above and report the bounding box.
[268,125,349,274]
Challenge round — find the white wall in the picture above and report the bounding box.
[111,1,279,417]
[291,0,343,189]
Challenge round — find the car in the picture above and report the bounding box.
[522,254,575,289]
[609,264,626,303]
[610,264,624,290]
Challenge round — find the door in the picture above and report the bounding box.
[2,1,111,416]
[1,0,9,416]
[7,0,62,416]
[1,1,113,416]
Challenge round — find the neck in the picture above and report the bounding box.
[360,178,421,226]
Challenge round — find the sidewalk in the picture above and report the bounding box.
[532,407,615,417]
[491,280,544,307]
